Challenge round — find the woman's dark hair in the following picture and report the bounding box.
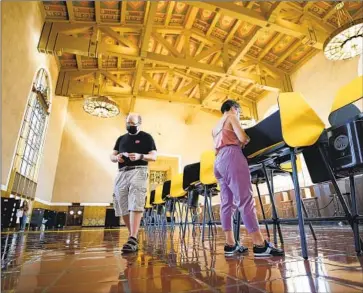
[220,99,240,114]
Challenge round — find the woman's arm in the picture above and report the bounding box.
[229,115,250,145]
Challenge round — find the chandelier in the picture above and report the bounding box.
[324,2,363,61]
[83,96,120,118]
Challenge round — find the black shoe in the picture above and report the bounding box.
[235,242,249,254]
[224,244,239,255]
[224,242,248,255]
[253,240,284,257]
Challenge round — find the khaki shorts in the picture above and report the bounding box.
[113,166,148,216]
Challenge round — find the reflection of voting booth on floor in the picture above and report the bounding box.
[1,198,20,229]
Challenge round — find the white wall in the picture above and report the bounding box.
[35,97,69,202]
[52,99,220,203]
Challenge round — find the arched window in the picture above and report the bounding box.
[11,69,51,198]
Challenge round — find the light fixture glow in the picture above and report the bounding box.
[77,210,82,215]
[83,96,120,118]
[323,3,363,61]
[69,210,74,215]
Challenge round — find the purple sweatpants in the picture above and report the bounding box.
[214,145,259,233]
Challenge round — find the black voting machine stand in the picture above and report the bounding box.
[105,208,120,228]
[30,209,66,230]
[232,105,363,258]
[303,108,363,254]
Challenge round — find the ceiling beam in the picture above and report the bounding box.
[130,2,157,112]
[176,80,199,95]
[46,33,282,92]
[227,80,239,95]
[71,91,202,106]
[352,7,363,19]
[168,70,174,92]
[194,44,222,62]
[98,27,138,49]
[140,3,157,56]
[258,33,283,60]
[76,55,83,70]
[165,2,176,26]
[241,83,255,97]
[189,2,327,50]
[202,26,262,104]
[137,91,200,105]
[184,31,191,58]
[189,84,199,99]
[206,12,220,37]
[274,40,302,67]
[225,19,242,43]
[323,5,337,22]
[98,56,103,69]
[185,6,199,29]
[95,1,101,24]
[246,2,254,9]
[66,1,75,23]
[201,77,224,104]
[117,57,122,69]
[226,27,262,74]
[218,88,255,103]
[190,2,266,26]
[142,73,167,94]
[100,70,131,90]
[265,2,284,21]
[151,32,183,58]
[146,52,224,76]
[221,44,229,73]
[121,0,127,24]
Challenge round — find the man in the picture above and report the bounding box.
[110,113,157,253]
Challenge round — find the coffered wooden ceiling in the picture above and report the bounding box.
[38,1,363,119]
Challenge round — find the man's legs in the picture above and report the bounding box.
[123,215,130,233]
[129,211,143,238]
[121,168,147,252]
[113,170,129,232]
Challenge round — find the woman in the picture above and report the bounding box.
[19,200,29,231]
[212,100,284,256]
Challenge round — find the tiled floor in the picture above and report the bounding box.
[1,225,363,293]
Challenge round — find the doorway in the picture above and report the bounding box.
[66,206,84,226]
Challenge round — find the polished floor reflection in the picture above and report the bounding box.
[1,225,363,293]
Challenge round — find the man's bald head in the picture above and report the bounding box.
[126,113,142,125]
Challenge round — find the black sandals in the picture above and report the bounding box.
[122,236,139,253]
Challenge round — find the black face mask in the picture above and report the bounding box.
[127,125,138,135]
